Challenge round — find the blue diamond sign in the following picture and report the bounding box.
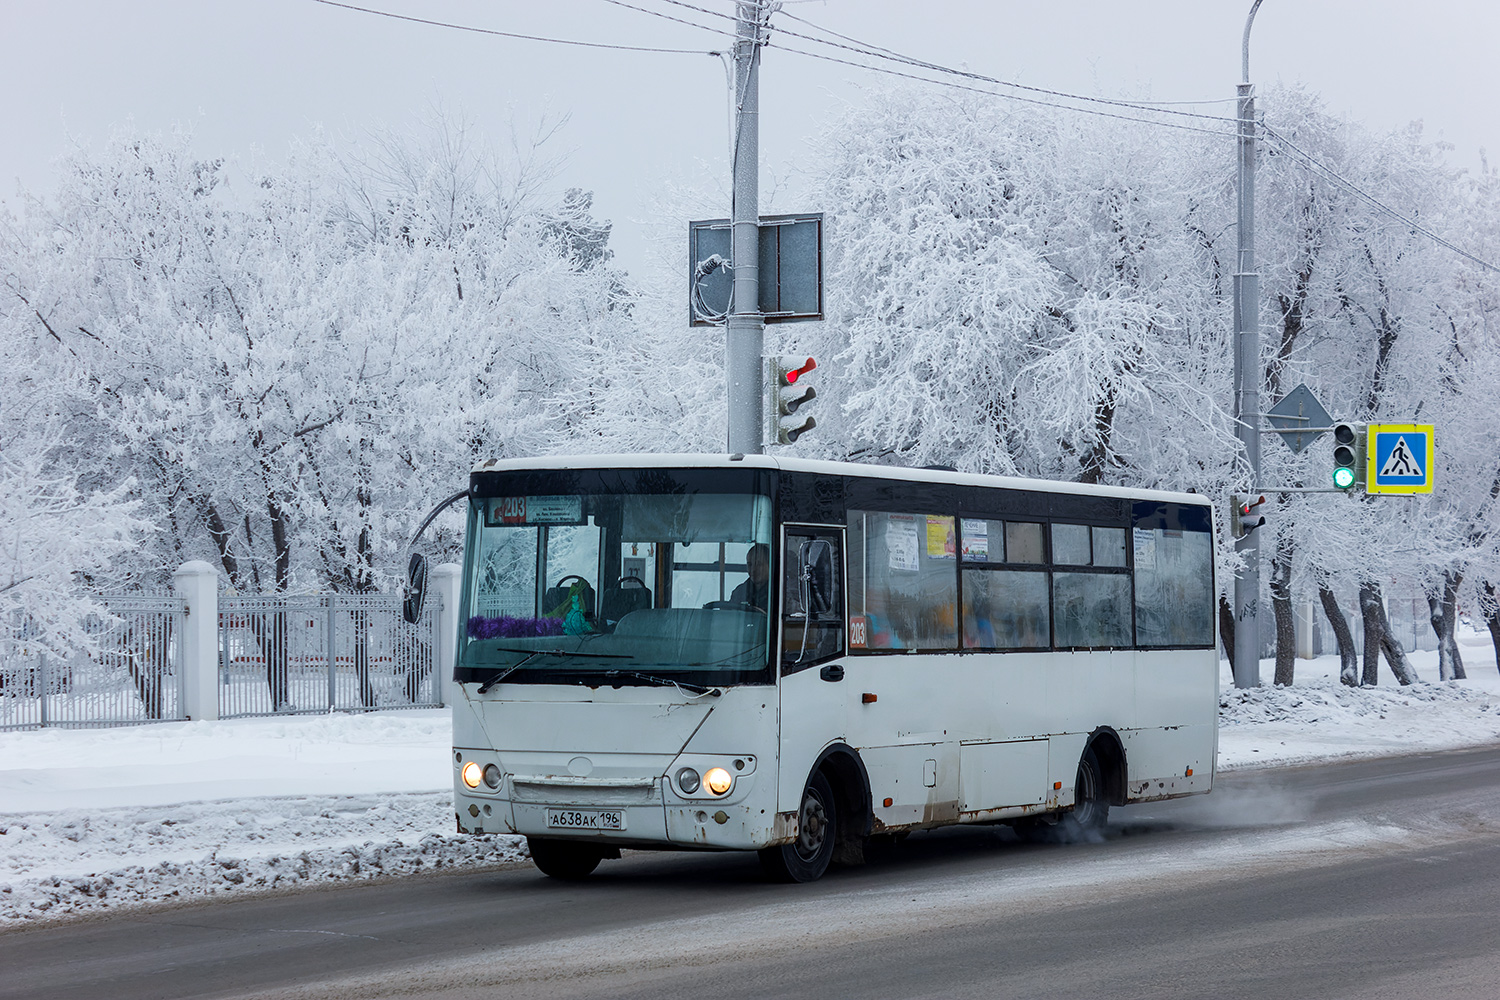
[1366,424,1434,494]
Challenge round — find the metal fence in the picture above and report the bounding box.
[218,594,441,718]
[0,597,186,731]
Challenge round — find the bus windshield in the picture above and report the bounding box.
[457,468,775,689]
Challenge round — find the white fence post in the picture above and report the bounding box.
[430,563,462,709]
[173,560,220,721]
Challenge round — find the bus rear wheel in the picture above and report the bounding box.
[759,770,837,883]
[1015,745,1110,844]
[1058,745,1109,840]
[527,838,603,880]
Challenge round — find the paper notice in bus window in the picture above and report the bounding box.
[960,518,988,561]
[887,515,919,572]
[1132,528,1155,567]
[926,516,955,559]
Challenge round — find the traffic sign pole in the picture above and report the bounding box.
[1231,1,1264,690]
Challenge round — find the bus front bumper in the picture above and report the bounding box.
[454,753,777,851]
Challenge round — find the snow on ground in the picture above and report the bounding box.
[1218,642,1500,768]
[0,711,528,925]
[2,642,1499,927]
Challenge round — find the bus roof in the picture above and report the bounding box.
[471,454,1212,509]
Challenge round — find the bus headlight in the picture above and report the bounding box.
[482,763,502,789]
[703,767,733,796]
[461,761,483,788]
[676,767,701,794]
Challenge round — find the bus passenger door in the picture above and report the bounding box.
[776,526,851,819]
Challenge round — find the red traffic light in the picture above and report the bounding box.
[1230,493,1267,539]
[783,357,816,385]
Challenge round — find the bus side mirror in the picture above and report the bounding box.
[403,553,428,624]
[797,538,835,617]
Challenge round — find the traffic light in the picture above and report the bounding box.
[1230,494,1266,539]
[1331,421,1367,491]
[769,356,818,444]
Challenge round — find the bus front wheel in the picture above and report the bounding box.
[759,770,837,882]
[527,838,603,880]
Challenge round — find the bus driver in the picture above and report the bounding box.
[731,543,770,611]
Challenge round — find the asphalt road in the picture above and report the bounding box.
[5,746,1500,1000]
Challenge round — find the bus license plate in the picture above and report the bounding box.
[546,808,626,831]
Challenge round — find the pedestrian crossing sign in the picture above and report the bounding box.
[1366,424,1434,494]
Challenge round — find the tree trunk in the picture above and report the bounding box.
[1319,584,1358,687]
[1271,540,1296,686]
[1426,572,1466,681]
[1219,595,1235,677]
[269,495,291,592]
[1481,581,1500,676]
[193,492,243,590]
[1359,584,1381,686]
[1487,604,1500,677]
[1358,582,1419,686]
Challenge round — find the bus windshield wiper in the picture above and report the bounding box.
[603,669,721,697]
[476,648,634,693]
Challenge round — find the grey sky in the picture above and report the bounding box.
[4,1,1496,278]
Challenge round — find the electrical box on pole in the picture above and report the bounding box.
[688,215,825,327]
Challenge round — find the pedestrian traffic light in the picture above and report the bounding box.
[769,356,818,444]
[1331,422,1367,490]
[1230,494,1266,539]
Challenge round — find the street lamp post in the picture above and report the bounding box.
[1232,0,1264,689]
[726,1,765,455]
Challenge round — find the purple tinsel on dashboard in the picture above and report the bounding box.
[467,615,565,639]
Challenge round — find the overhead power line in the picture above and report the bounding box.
[311,0,718,55]
[767,38,1239,139]
[638,0,740,24]
[1262,125,1500,275]
[316,0,1240,136]
[773,8,1241,125]
[596,0,738,39]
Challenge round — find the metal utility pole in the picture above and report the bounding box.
[1232,0,1264,689]
[726,1,765,454]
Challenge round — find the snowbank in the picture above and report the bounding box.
[1218,647,1500,768]
[0,711,529,925]
[3,647,1498,926]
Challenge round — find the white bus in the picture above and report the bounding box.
[450,454,1218,881]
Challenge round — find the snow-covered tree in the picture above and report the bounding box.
[1,118,633,599]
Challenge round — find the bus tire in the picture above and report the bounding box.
[1059,745,1110,840]
[759,770,837,882]
[527,837,603,880]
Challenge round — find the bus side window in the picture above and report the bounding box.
[782,531,845,672]
[845,510,958,651]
